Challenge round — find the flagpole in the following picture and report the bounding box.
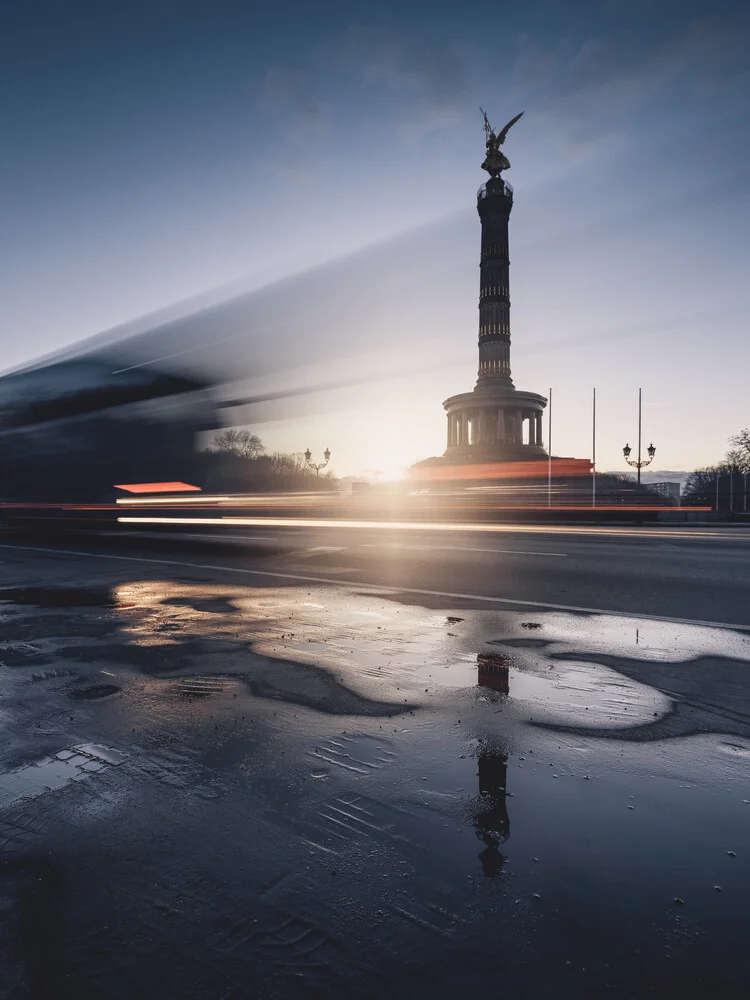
[547,387,552,508]
[592,387,596,508]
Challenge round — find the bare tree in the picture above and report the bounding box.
[207,429,265,460]
[682,467,721,506]
[728,428,750,473]
[684,427,750,505]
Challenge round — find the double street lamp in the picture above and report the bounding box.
[622,387,655,486]
[304,447,331,477]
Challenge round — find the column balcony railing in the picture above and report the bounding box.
[478,180,513,200]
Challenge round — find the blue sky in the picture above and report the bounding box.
[1,1,749,477]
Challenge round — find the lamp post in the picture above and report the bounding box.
[623,388,655,486]
[304,447,331,477]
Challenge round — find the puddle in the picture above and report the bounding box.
[504,659,670,727]
[82,580,750,738]
[498,612,750,664]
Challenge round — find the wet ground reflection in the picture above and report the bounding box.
[473,745,510,876]
[477,651,510,695]
[473,665,510,876]
[4,575,750,741]
[1,567,750,997]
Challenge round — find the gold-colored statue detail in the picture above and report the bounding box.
[480,108,523,177]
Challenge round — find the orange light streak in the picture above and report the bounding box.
[409,459,593,482]
[114,482,201,494]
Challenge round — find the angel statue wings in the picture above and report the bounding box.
[480,108,524,177]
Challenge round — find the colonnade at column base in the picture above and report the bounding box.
[442,387,549,460]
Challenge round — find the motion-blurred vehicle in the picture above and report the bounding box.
[0,358,217,527]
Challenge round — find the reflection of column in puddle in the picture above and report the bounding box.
[474,749,510,877]
[477,651,510,695]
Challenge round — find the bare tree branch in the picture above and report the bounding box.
[207,429,265,460]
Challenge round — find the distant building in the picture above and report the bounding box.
[648,481,681,504]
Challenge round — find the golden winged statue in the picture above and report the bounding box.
[480,108,524,177]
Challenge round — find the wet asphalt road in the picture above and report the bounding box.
[0,523,749,999]
[10,520,750,625]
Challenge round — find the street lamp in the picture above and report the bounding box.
[304,447,331,477]
[622,388,655,486]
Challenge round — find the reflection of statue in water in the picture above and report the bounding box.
[477,651,510,695]
[474,656,511,873]
[473,749,511,877]
[480,107,524,177]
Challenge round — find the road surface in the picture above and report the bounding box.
[0,522,748,998]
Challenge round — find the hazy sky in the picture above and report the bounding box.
[1,0,749,478]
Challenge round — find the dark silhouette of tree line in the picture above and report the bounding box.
[202,429,337,492]
[682,429,750,508]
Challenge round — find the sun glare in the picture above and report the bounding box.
[368,463,406,483]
